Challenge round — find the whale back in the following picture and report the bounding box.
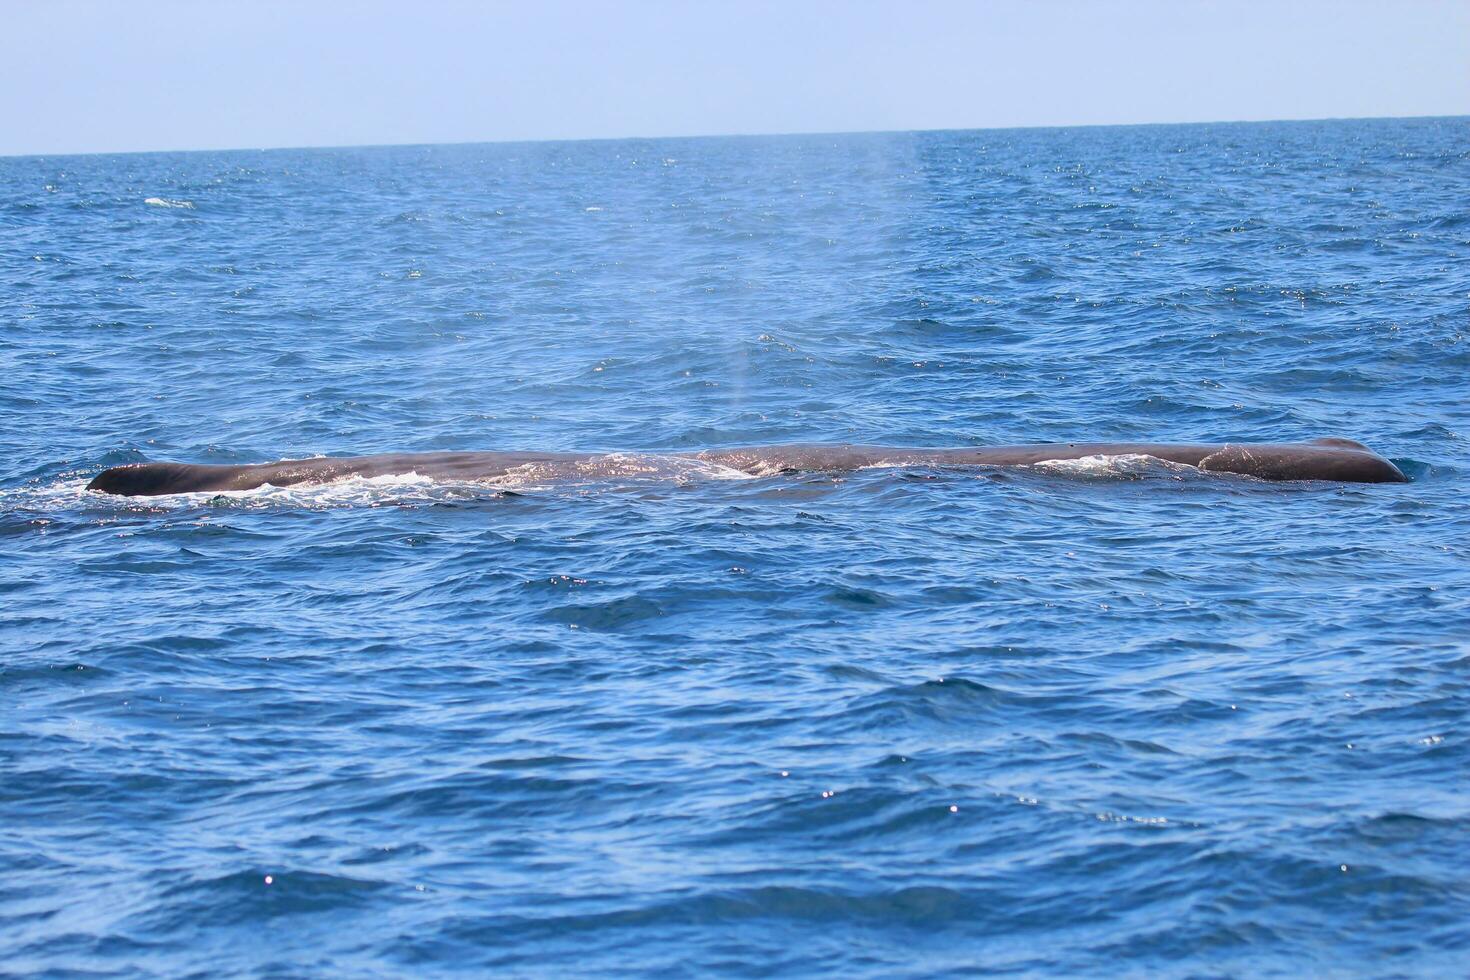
[1198,443,1405,483]
[86,462,250,496]
[85,440,1408,495]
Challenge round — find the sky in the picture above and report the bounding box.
[4,0,1467,156]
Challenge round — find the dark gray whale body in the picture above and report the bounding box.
[86,439,1407,496]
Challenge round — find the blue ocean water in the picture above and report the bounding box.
[2,117,1467,976]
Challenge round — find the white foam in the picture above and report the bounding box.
[183,472,451,508]
[0,479,105,513]
[481,452,755,490]
[1028,453,1199,481]
[0,473,459,512]
[4,455,758,513]
[144,197,195,209]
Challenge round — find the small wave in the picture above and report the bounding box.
[1392,458,1436,482]
[134,869,395,929]
[144,197,195,209]
[452,885,976,936]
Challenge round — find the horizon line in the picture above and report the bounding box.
[5,111,1466,162]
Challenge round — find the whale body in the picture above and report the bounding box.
[85,439,1407,496]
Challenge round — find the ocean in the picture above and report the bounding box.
[2,117,1467,976]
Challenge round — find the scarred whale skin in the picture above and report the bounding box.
[85,438,1407,496]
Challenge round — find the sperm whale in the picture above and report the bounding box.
[84,439,1406,495]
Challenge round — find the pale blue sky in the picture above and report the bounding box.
[5,0,1467,156]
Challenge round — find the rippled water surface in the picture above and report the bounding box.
[3,119,1468,976]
